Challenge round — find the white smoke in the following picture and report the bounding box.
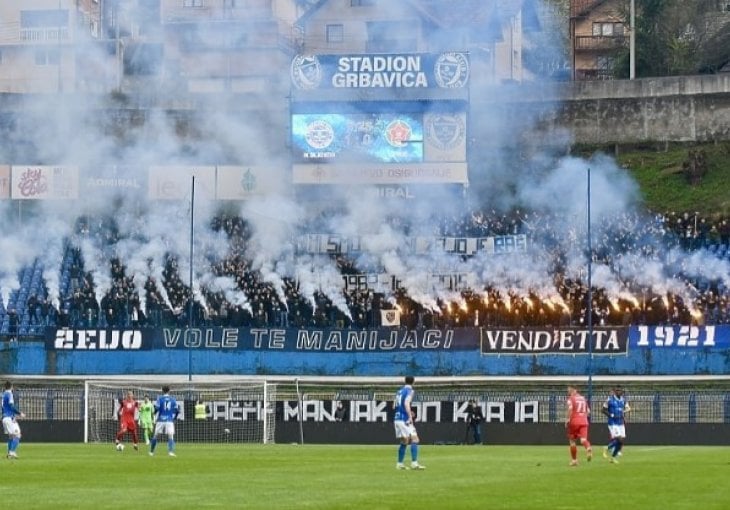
[0,0,725,328]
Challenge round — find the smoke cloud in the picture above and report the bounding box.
[0,0,726,323]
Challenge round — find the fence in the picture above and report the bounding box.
[10,376,730,424]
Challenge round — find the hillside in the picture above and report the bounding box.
[577,141,730,216]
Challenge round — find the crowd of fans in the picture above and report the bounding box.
[7,208,730,337]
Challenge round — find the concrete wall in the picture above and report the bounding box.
[473,74,730,144]
[1,74,729,160]
[6,341,730,378]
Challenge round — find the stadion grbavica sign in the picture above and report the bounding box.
[291,53,470,90]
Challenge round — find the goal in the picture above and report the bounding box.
[84,379,276,444]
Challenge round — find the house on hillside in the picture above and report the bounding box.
[569,0,628,80]
[295,0,541,84]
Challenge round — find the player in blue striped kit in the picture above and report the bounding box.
[394,375,425,470]
[602,386,631,463]
[2,381,25,459]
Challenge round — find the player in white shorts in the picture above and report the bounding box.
[393,376,425,470]
[602,386,631,463]
[2,381,25,459]
[149,385,180,456]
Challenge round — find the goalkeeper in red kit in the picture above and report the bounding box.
[115,391,140,451]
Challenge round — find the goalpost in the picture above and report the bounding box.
[84,379,276,444]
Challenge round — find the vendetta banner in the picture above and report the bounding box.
[480,327,629,355]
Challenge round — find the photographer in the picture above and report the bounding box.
[465,400,484,445]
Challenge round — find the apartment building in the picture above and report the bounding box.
[0,0,302,95]
[0,0,112,93]
[0,0,544,94]
[155,0,299,94]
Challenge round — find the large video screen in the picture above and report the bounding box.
[291,113,424,163]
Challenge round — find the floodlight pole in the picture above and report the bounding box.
[295,378,304,445]
[629,0,636,80]
[188,176,195,382]
[587,168,594,404]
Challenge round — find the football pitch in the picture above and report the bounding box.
[3,443,729,509]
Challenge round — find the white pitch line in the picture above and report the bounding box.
[630,446,676,452]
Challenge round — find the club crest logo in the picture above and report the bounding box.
[385,119,412,147]
[434,52,469,88]
[305,120,335,149]
[426,114,465,151]
[291,55,322,90]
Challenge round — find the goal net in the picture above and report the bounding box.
[84,379,276,444]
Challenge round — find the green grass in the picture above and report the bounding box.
[4,443,730,509]
[615,142,730,215]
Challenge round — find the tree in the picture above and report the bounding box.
[697,20,730,73]
[612,0,723,78]
[523,0,572,80]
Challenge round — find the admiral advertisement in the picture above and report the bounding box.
[290,53,470,91]
[82,165,145,194]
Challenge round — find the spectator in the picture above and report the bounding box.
[465,400,484,445]
[334,401,348,422]
[7,309,18,342]
[26,295,38,325]
[6,209,730,332]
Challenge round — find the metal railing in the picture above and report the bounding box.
[575,68,616,80]
[574,35,628,51]
[10,382,730,424]
[19,27,69,42]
